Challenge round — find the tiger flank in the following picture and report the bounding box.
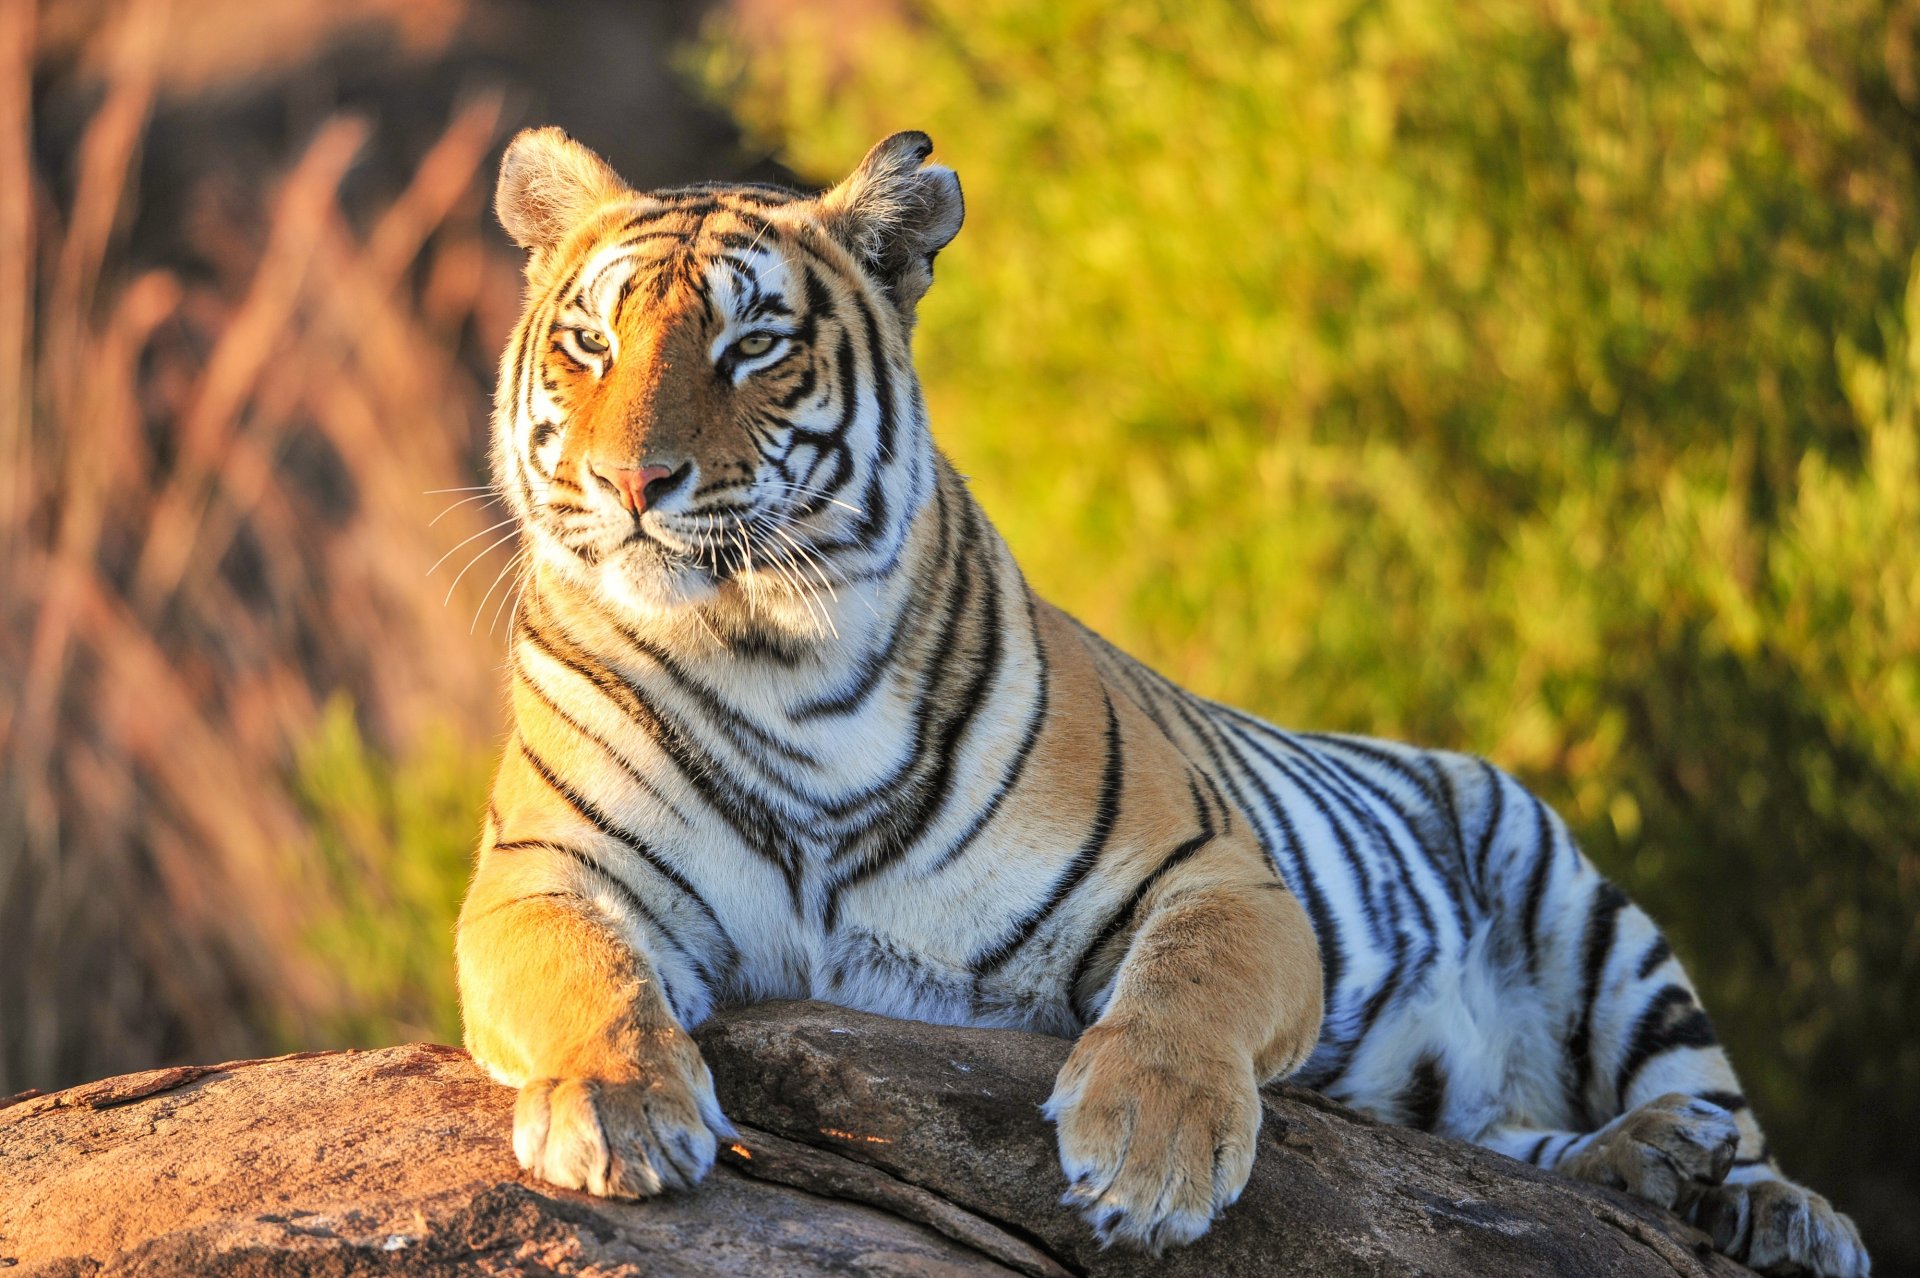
[455,127,1869,1275]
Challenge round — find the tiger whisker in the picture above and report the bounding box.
[762,478,866,518]
[444,529,522,607]
[762,517,875,625]
[753,524,836,639]
[687,602,725,650]
[766,523,840,605]
[432,490,502,527]
[767,553,829,639]
[742,212,776,263]
[473,543,528,636]
[732,528,759,622]
[428,515,520,577]
[490,559,530,639]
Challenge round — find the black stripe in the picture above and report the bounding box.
[1473,760,1507,885]
[1428,756,1487,912]
[821,483,977,813]
[1400,1055,1448,1132]
[1519,796,1558,978]
[629,197,725,224]
[525,586,869,824]
[513,738,734,963]
[511,649,690,824]
[1278,737,1444,957]
[968,690,1125,979]
[802,264,839,325]
[790,599,914,720]
[1296,733,1474,938]
[1343,934,1409,1069]
[1205,728,1373,1092]
[874,506,1003,839]
[1567,881,1629,1127]
[790,330,858,447]
[774,354,820,412]
[1232,725,1395,955]
[854,291,897,464]
[1065,775,1217,1024]
[921,591,1053,875]
[1101,646,1181,738]
[516,610,796,880]
[488,829,712,988]
[794,470,952,721]
[1635,936,1672,980]
[1157,682,1263,841]
[1614,984,1717,1103]
[1200,724,1347,1078]
[610,622,821,769]
[821,489,1000,924]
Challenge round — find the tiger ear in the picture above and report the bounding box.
[495,126,628,256]
[818,131,964,324]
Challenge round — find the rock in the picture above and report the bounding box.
[0,1000,1748,1276]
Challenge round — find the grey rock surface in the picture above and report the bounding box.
[0,999,1749,1276]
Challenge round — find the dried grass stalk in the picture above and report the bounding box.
[1,4,515,1092]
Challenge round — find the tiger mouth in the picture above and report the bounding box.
[570,523,748,584]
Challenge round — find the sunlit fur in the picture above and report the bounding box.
[455,128,1868,1274]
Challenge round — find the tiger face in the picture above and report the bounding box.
[491,128,963,627]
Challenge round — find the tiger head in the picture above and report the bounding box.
[490,127,963,631]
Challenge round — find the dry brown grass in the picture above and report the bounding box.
[0,0,520,1092]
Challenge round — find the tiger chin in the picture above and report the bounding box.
[454,126,1869,1274]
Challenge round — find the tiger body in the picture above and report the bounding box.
[456,127,1868,1274]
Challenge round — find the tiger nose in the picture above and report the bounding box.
[601,463,687,515]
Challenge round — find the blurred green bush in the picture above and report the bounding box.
[293,698,489,1050]
[695,0,1920,1253]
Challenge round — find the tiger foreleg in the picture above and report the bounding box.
[1045,850,1323,1251]
[456,861,732,1199]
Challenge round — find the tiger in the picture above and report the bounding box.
[454,125,1870,1275]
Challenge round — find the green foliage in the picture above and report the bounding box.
[703,0,1920,1255]
[292,698,489,1048]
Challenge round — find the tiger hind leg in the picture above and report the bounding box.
[1692,1169,1871,1278]
[1451,770,1872,1278]
[1482,1106,1868,1277]
[1482,1093,1738,1213]
[1471,883,1869,1276]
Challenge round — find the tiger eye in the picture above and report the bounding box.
[735,333,776,358]
[573,329,609,356]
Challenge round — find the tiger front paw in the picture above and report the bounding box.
[512,1031,734,1200]
[1043,1021,1261,1252]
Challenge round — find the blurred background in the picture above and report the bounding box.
[1,0,1916,1267]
